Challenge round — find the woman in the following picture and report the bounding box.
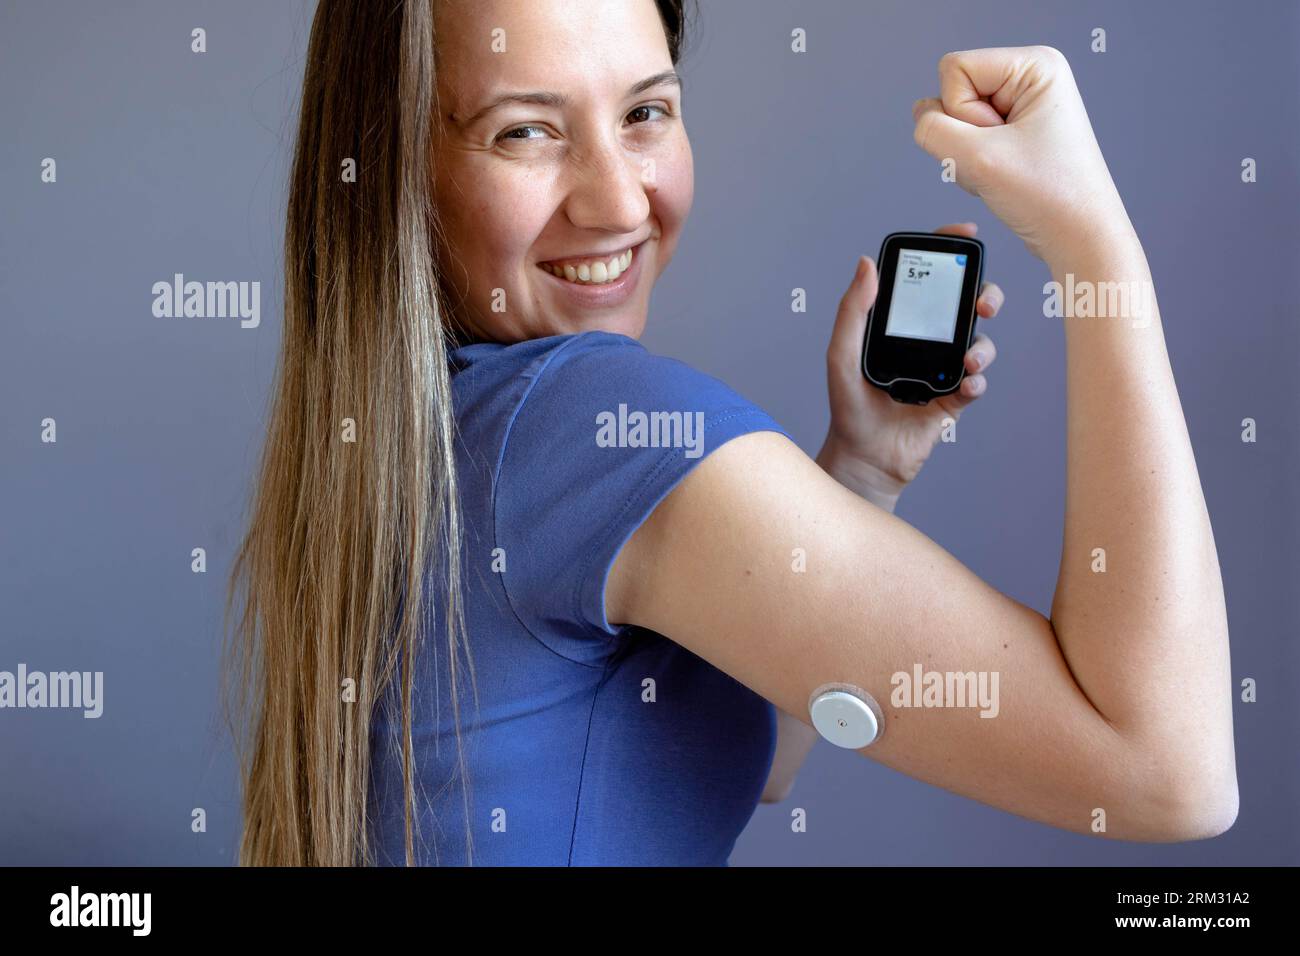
[224,0,1238,866]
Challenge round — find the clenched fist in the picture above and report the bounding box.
[911,46,1137,265]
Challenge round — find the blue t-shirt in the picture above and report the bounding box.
[367,330,793,865]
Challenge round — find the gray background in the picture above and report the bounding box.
[1,0,1295,865]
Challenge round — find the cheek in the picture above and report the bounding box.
[444,172,552,281]
[643,136,692,269]
[652,134,694,229]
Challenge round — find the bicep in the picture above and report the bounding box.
[606,431,1149,837]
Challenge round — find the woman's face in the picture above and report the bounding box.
[430,0,693,343]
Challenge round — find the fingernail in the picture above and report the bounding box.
[973,350,987,369]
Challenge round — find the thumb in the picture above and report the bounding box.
[911,97,979,165]
[828,255,877,365]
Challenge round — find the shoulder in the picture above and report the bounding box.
[501,330,783,467]
[488,330,796,659]
[515,330,743,410]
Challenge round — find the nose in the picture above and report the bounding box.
[563,134,651,234]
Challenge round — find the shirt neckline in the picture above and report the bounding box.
[448,330,637,371]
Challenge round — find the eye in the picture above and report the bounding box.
[495,124,548,143]
[495,104,672,145]
[626,104,670,126]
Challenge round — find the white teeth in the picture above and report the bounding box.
[546,246,635,285]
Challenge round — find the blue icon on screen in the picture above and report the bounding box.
[955,255,966,265]
[938,372,946,380]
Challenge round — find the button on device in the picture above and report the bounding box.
[808,682,884,749]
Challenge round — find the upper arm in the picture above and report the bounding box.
[606,430,1171,839]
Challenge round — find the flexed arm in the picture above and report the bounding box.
[609,47,1237,840]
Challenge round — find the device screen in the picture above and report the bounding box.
[883,248,969,343]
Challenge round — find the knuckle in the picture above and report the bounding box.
[1034,44,1067,67]
[937,50,963,76]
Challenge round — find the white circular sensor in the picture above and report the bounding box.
[808,683,883,749]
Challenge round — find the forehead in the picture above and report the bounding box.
[433,0,672,104]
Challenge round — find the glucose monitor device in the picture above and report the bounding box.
[861,231,985,405]
[808,682,885,749]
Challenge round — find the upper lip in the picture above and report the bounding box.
[538,237,650,264]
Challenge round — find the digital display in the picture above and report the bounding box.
[883,249,968,343]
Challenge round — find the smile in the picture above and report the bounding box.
[537,241,640,285]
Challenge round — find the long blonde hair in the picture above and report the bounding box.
[223,0,694,867]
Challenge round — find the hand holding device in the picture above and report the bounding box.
[860,231,985,405]
[819,222,1002,500]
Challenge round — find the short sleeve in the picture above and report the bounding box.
[492,332,793,665]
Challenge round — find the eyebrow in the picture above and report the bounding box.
[450,69,683,128]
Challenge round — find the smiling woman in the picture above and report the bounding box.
[224,0,1237,868]
[428,1,693,341]
[224,0,708,868]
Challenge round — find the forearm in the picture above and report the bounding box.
[1047,231,1236,817]
[761,707,821,802]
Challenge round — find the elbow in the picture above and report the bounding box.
[1129,768,1239,842]
[1170,780,1239,841]
[1103,710,1240,841]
